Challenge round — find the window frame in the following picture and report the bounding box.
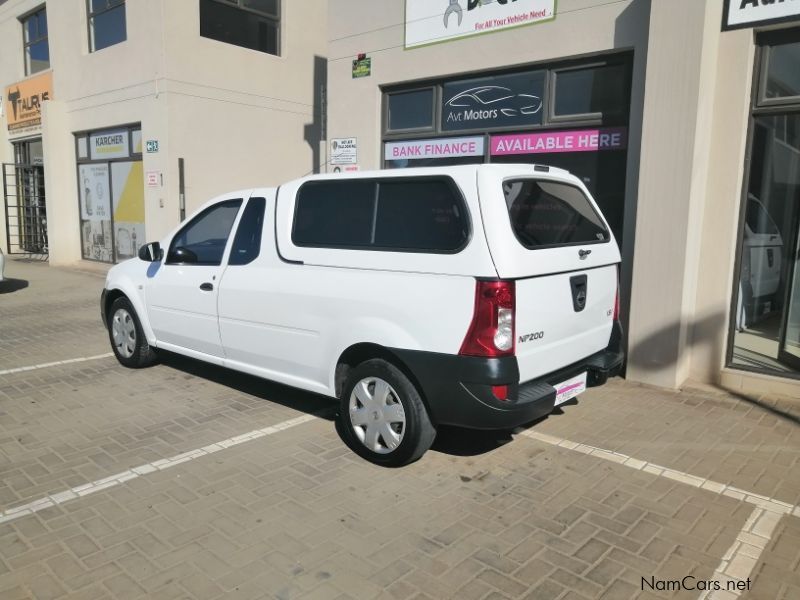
[725,26,800,380]
[200,0,282,57]
[548,61,630,124]
[87,0,127,53]
[20,6,49,76]
[291,176,472,254]
[383,86,439,135]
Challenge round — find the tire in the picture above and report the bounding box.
[338,359,436,467]
[107,296,158,368]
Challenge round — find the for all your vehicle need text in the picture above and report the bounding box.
[101,165,624,466]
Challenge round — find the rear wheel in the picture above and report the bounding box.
[108,296,158,368]
[338,359,435,467]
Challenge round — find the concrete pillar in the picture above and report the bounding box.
[626,0,723,388]
[41,100,81,266]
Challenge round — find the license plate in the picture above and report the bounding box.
[554,372,587,406]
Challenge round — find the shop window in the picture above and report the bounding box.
[200,0,280,56]
[21,8,49,75]
[77,125,144,264]
[387,89,435,132]
[553,64,628,119]
[730,30,800,377]
[88,0,127,52]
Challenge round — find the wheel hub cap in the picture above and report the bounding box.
[348,377,406,455]
[111,308,137,359]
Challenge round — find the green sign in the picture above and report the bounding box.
[352,57,371,79]
[146,140,159,153]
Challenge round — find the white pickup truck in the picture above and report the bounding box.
[101,165,624,466]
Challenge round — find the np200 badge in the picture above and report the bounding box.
[518,331,545,344]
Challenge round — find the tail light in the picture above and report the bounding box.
[613,271,621,321]
[459,280,515,358]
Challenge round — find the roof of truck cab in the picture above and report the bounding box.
[289,163,578,186]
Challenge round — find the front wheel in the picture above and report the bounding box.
[107,296,158,368]
[338,359,436,467]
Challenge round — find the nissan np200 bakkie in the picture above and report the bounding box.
[102,165,624,466]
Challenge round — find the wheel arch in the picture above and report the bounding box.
[334,343,433,418]
[104,284,156,344]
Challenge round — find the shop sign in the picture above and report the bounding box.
[405,0,556,49]
[723,0,800,30]
[442,71,545,132]
[352,56,371,78]
[331,137,358,165]
[385,136,485,161]
[4,71,53,136]
[90,129,130,160]
[490,128,628,156]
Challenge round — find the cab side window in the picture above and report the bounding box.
[229,197,266,265]
[168,199,242,265]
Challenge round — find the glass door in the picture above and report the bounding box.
[779,213,800,370]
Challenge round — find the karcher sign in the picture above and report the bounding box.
[405,0,556,49]
[724,0,800,30]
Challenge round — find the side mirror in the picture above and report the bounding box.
[138,242,162,262]
[166,246,198,264]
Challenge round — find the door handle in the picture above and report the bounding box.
[199,282,213,291]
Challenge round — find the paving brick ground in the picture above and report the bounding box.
[1,259,798,600]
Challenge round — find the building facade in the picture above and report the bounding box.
[2,0,800,397]
[326,0,800,396]
[1,0,327,265]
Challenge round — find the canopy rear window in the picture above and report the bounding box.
[503,179,609,249]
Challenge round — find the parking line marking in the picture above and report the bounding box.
[520,430,797,599]
[0,353,114,376]
[0,413,318,526]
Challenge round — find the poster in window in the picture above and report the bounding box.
[111,161,146,260]
[79,164,114,262]
[79,164,111,221]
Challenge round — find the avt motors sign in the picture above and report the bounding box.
[724,0,800,30]
[405,0,556,49]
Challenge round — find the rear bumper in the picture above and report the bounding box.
[391,321,625,430]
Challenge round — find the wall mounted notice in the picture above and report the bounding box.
[491,128,628,156]
[331,138,358,165]
[724,0,800,30]
[405,0,556,49]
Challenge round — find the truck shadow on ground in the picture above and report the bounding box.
[154,351,569,460]
[156,351,339,421]
[0,278,29,294]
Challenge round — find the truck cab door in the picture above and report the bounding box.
[146,198,243,358]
